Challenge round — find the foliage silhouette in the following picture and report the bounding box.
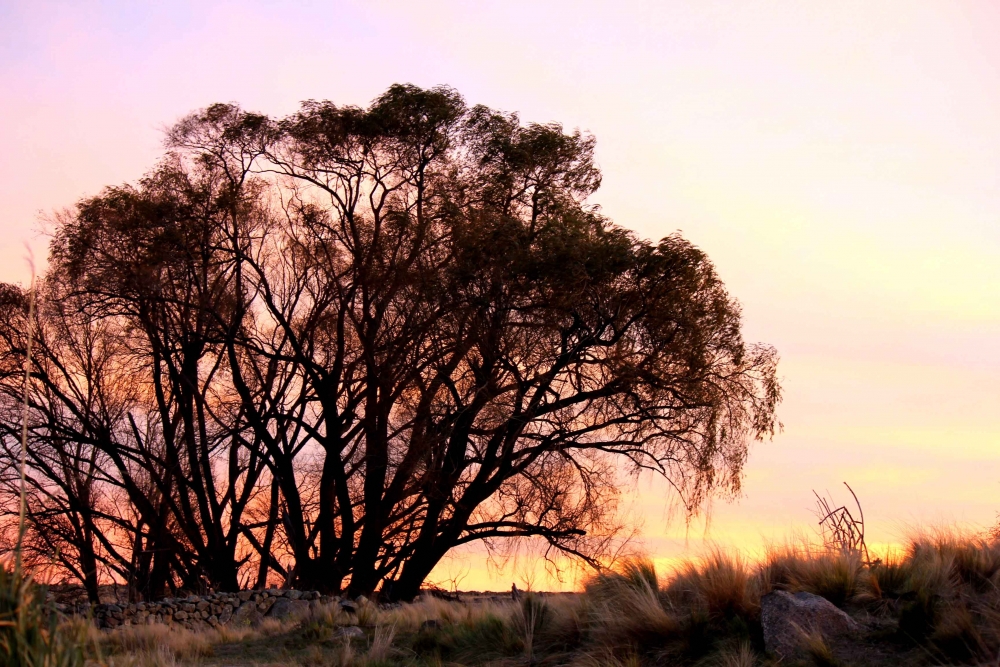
[0,84,780,600]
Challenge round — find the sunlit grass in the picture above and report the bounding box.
[41,528,1000,665]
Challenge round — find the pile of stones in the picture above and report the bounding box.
[90,589,343,631]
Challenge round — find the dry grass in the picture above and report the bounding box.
[67,529,1000,666]
[716,641,757,667]
[0,564,89,667]
[667,549,759,620]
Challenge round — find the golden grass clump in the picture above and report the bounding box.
[666,549,758,621]
[583,557,680,649]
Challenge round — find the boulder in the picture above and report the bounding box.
[229,602,264,628]
[339,599,358,614]
[761,590,858,660]
[267,597,310,621]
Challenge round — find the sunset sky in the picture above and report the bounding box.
[2,0,999,590]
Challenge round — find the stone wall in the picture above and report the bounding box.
[90,589,340,631]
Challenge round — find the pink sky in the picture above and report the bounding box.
[2,0,999,589]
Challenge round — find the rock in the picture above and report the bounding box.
[196,600,210,611]
[218,607,233,624]
[174,610,188,620]
[332,626,365,641]
[355,595,369,605]
[230,602,264,628]
[339,599,358,614]
[257,597,276,614]
[285,590,303,600]
[421,619,441,630]
[761,590,858,660]
[267,598,311,621]
[238,590,253,602]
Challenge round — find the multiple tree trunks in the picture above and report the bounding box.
[0,85,780,601]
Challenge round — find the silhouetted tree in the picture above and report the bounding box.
[0,84,780,600]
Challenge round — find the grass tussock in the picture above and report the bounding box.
[0,565,89,667]
[32,529,1000,666]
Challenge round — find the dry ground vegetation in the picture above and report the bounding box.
[4,532,981,667]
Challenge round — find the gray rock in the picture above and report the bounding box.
[761,590,858,660]
[257,597,276,614]
[338,599,357,614]
[173,610,188,620]
[285,590,303,600]
[332,625,365,641]
[229,602,264,628]
[237,590,253,602]
[267,597,310,621]
[218,607,233,624]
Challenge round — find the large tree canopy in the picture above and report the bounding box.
[0,84,780,601]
